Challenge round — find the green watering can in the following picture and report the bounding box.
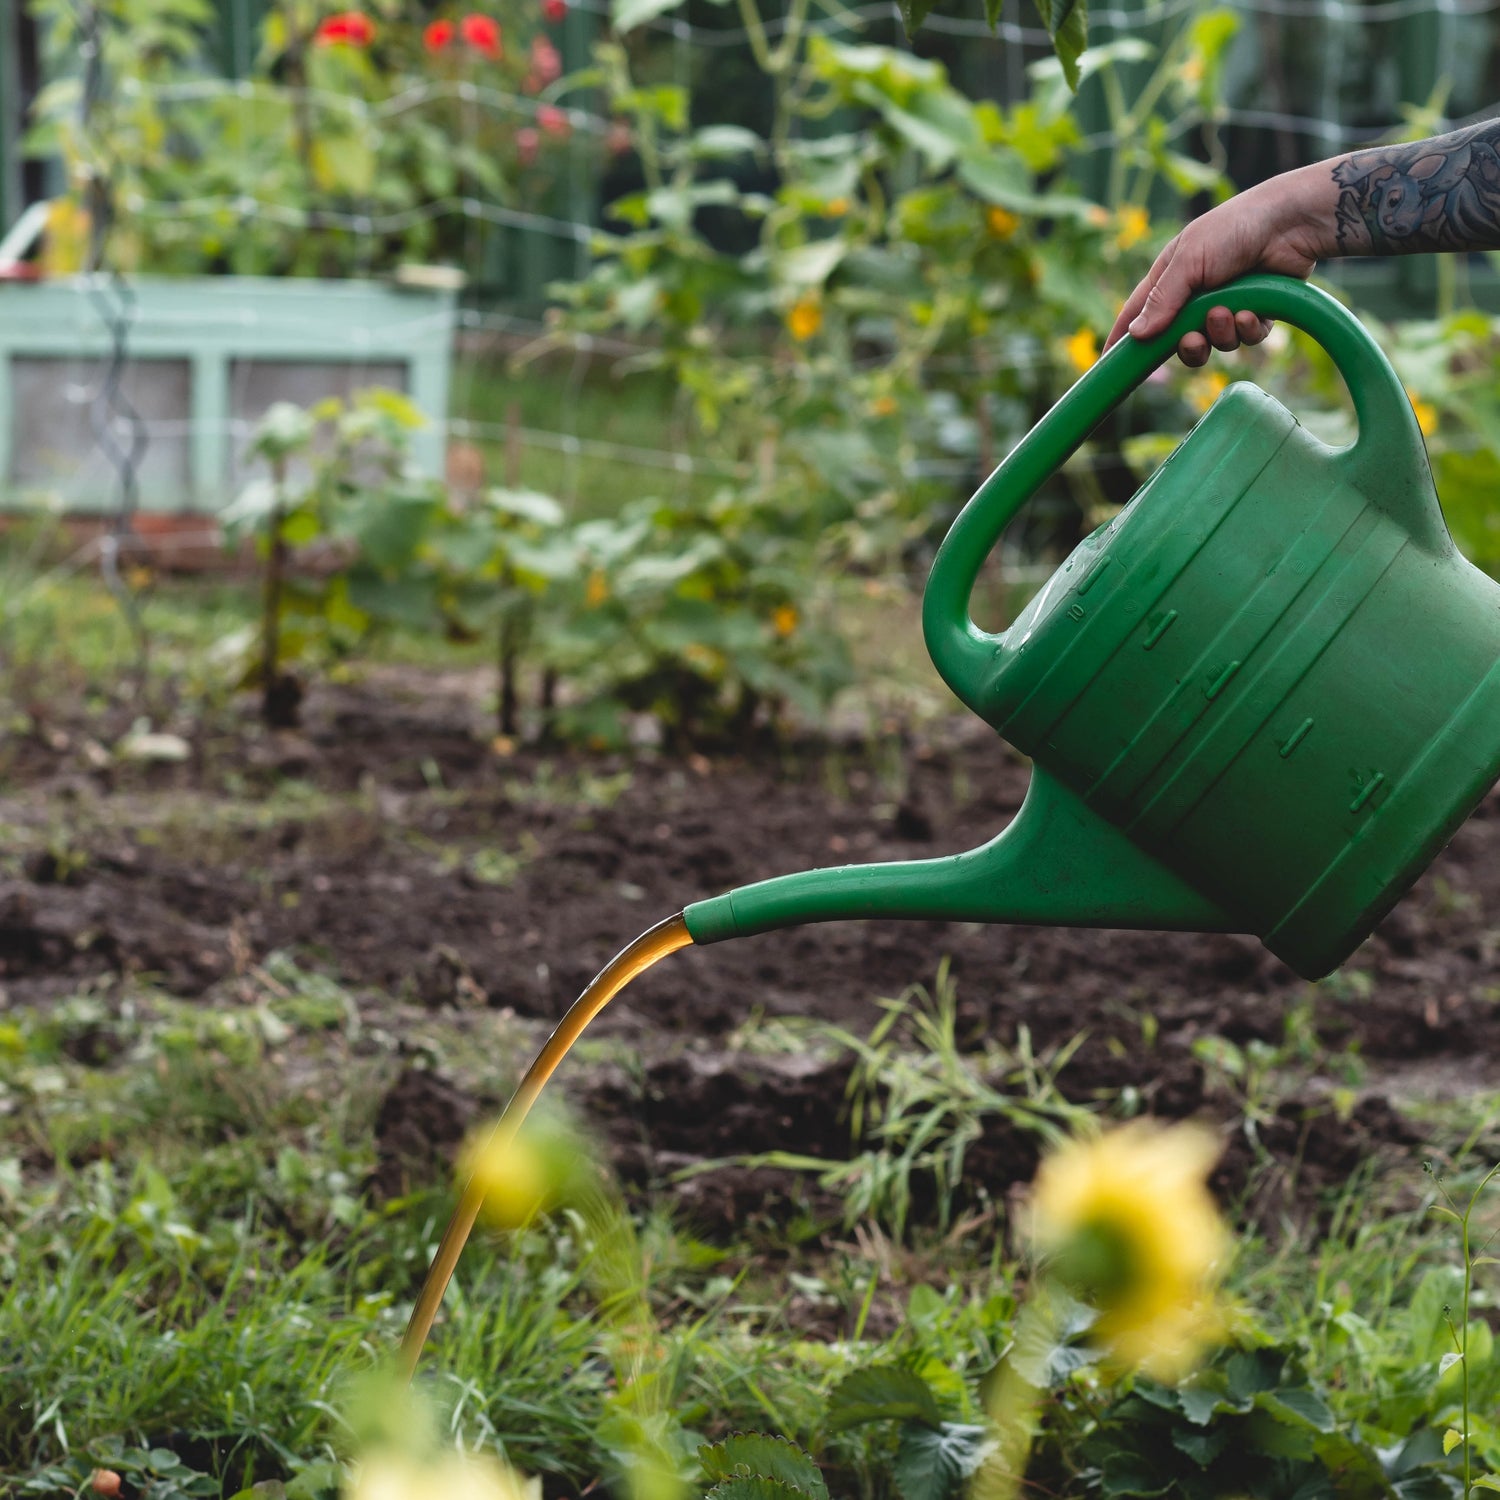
[682,273,1500,981]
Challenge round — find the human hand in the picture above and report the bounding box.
[1104,171,1332,366]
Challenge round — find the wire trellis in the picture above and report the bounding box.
[5,0,1498,526]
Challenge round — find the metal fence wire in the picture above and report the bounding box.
[1,0,1498,518]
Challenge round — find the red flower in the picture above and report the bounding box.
[314,10,375,46]
[423,18,455,50]
[530,33,561,83]
[543,0,568,21]
[537,104,570,138]
[515,127,540,167]
[459,13,503,57]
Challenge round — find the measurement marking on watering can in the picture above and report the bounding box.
[1349,772,1387,814]
[1076,556,1112,596]
[1142,610,1178,650]
[1204,660,1241,701]
[1278,717,1314,759]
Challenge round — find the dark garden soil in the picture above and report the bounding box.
[2,670,1489,1241]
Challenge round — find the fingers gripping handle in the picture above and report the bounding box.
[921,273,1439,719]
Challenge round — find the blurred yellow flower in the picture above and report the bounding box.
[1031,1119,1228,1380]
[1190,369,1231,413]
[1086,204,1112,229]
[1406,386,1438,437]
[787,296,823,342]
[1179,55,1204,85]
[348,1452,535,1500]
[1116,205,1150,251]
[41,199,91,276]
[986,205,1021,239]
[586,569,609,607]
[460,1127,549,1230]
[1064,327,1099,374]
[825,197,851,216]
[772,603,799,637]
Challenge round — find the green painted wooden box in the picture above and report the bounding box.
[0,274,457,513]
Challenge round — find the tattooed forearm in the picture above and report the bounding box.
[1332,116,1500,255]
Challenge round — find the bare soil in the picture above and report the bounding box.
[3,672,1488,1240]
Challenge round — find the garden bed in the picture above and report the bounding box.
[5,663,1490,1235]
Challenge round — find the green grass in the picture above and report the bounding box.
[4,956,1500,1495]
[4,542,1500,1496]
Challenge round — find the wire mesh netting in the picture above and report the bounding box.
[0,0,1496,534]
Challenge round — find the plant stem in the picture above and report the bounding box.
[262,460,287,728]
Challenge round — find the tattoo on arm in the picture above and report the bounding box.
[1332,116,1500,254]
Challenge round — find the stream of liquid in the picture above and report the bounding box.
[397,911,694,1379]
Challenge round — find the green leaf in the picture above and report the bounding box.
[956,149,1096,219]
[1439,1351,1463,1376]
[1171,1425,1228,1468]
[704,1481,809,1500]
[220,477,283,533]
[826,1366,943,1430]
[897,0,936,35]
[613,0,684,31]
[685,125,764,160]
[284,1462,344,1500]
[1099,1452,1175,1498]
[1443,1428,1464,1455]
[892,1422,992,1500]
[1470,1477,1500,1491]
[1176,1379,1240,1425]
[1255,1387,1336,1433]
[487,488,564,527]
[1030,0,1089,88]
[309,133,375,196]
[776,238,846,288]
[249,401,316,462]
[699,1435,828,1498]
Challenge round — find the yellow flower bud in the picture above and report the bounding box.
[1406,386,1438,437]
[1063,327,1099,374]
[1115,205,1150,251]
[787,296,823,342]
[986,205,1021,239]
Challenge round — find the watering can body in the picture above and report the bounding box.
[684,275,1500,980]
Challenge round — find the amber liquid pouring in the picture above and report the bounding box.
[398,912,694,1378]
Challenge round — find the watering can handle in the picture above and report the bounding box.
[923,272,1442,719]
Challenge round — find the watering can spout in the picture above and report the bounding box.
[682,768,1235,945]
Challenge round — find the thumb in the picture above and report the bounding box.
[1127,249,1201,340]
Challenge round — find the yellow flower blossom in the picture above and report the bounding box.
[1031,1119,1228,1381]
[1116,204,1150,251]
[1190,368,1231,413]
[986,205,1021,239]
[773,603,799,637]
[586,568,609,607]
[1406,386,1438,437]
[460,1127,550,1230]
[825,197,851,216]
[787,296,823,342]
[870,395,898,418]
[1063,327,1099,374]
[348,1452,535,1500]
